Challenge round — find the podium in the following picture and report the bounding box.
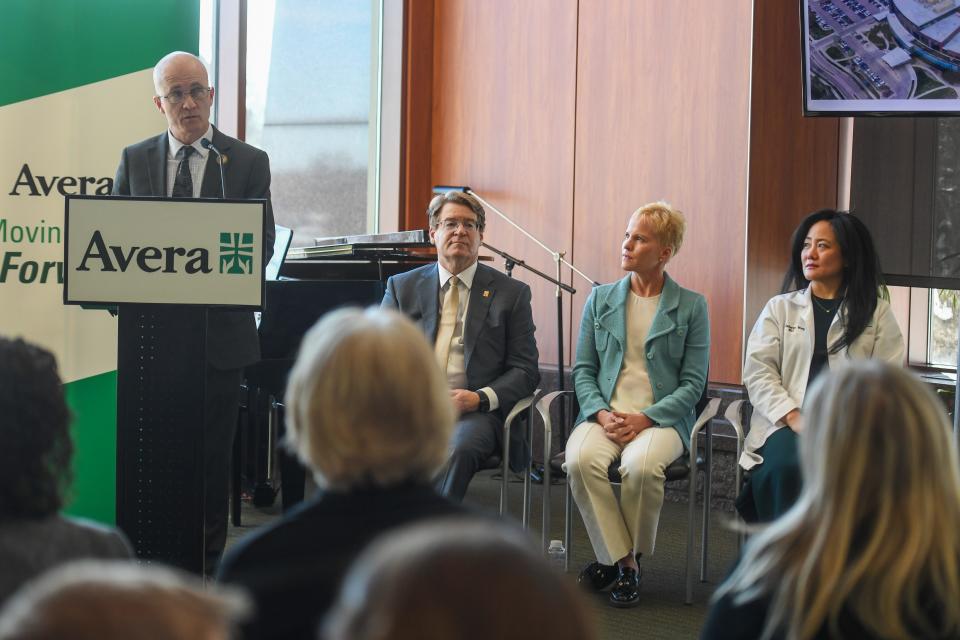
[64,195,267,572]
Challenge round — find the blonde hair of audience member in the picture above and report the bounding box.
[284,307,455,490]
[631,200,686,257]
[0,560,248,640]
[715,361,960,639]
[323,519,597,640]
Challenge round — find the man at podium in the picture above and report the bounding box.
[112,51,275,573]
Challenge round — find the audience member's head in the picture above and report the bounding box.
[717,361,960,639]
[323,519,597,640]
[0,337,72,520]
[284,307,455,490]
[0,560,248,640]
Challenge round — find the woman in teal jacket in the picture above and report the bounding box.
[565,202,710,608]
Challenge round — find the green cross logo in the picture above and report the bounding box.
[219,232,254,274]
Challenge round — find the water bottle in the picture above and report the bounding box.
[547,539,566,572]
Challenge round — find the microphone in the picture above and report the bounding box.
[201,138,226,198]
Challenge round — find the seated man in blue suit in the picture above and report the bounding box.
[382,191,540,501]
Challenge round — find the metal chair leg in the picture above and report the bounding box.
[500,392,539,526]
[724,400,748,550]
[542,413,552,552]
[685,427,697,605]
[534,390,571,554]
[701,420,712,582]
[501,425,510,517]
[685,396,721,605]
[523,421,533,529]
[563,393,575,572]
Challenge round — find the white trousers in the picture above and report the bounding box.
[564,422,683,565]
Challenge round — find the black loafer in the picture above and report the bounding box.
[577,561,618,592]
[609,566,641,608]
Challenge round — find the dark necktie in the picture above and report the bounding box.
[172,145,194,198]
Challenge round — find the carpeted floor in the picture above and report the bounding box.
[226,471,741,640]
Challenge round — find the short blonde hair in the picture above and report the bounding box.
[631,201,686,256]
[284,307,455,490]
[0,560,248,640]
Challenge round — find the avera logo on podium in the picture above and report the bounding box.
[219,232,254,274]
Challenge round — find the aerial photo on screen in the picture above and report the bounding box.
[804,0,960,112]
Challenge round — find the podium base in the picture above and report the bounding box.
[116,304,206,573]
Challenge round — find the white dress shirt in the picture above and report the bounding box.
[165,125,212,197]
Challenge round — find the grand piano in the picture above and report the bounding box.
[235,229,435,517]
[259,228,434,363]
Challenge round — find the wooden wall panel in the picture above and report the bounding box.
[400,0,435,231]
[572,0,754,383]
[745,0,840,354]
[419,1,843,383]
[430,0,578,366]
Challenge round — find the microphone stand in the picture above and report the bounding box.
[201,138,227,198]
[434,186,599,493]
[481,242,574,296]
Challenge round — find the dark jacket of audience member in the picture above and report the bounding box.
[324,519,597,640]
[0,337,131,605]
[217,308,470,640]
[702,362,960,640]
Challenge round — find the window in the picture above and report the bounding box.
[930,288,959,367]
[199,0,217,85]
[244,0,380,247]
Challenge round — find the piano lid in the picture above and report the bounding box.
[289,229,432,259]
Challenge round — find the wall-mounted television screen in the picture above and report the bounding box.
[802,0,960,114]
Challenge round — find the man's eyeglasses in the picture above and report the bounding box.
[439,219,479,232]
[159,86,212,105]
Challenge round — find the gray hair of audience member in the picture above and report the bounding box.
[715,361,960,640]
[0,560,249,640]
[426,191,486,231]
[323,519,597,640]
[284,307,455,490]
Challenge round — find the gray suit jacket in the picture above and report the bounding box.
[112,127,275,370]
[381,262,540,469]
[0,515,132,605]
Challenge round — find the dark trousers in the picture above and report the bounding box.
[278,405,307,510]
[745,426,802,523]
[437,412,502,502]
[204,365,244,575]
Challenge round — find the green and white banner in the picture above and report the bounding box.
[1,1,200,524]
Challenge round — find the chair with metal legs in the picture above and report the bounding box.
[536,389,722,604]
[722,398,750,548]
[495,390,541,526]
[683,395,723,602]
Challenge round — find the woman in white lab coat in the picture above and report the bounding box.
[739,209,903,522]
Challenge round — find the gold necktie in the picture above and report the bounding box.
[435,276,460,370]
